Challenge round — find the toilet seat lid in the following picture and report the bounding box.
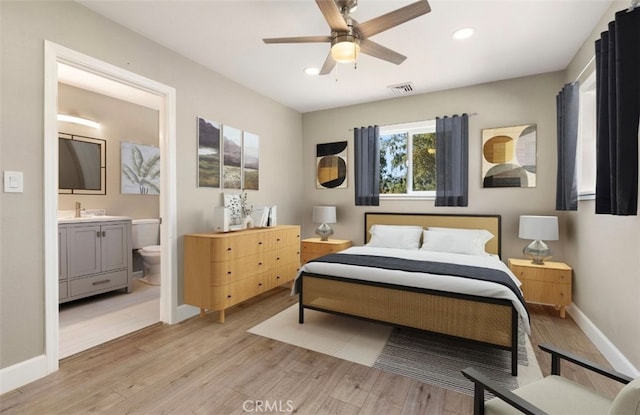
[141,245,161,253]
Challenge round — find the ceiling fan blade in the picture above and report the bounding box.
[315,0,349,32]
[263,35,331,44]
[357,0,431,38]
[359,39,406,65]
[319,52,336,75]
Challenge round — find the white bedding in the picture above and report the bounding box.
[295,246,530,334]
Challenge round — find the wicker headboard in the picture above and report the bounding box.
[364,212,502,257]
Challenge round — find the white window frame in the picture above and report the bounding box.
[577,71,597,200]
[379,120,436,200]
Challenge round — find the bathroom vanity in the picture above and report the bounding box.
[58,216,133,303]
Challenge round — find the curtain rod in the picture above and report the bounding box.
[347,113,479,131]
[573,55,596,84]
[377,112,478,128]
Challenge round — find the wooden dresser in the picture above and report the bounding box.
[508,258,572,318]
[184,225,300,322]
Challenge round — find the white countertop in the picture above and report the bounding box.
[58,215,131,224]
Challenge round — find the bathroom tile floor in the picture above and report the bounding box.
[59,279,160,359]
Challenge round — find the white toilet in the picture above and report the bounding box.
[131,218,161,285]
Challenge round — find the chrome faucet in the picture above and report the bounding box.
[75,202,81,218]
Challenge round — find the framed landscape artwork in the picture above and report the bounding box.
[316,141,348,189]
[481,124,537,188]
[222,125,242,190]
[197,117,221,188]
[243,132,259,190]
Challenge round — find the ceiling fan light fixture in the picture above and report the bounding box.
[331,34,360,63]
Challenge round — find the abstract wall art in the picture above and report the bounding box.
[482,124,537,188]
[316,141,347,189]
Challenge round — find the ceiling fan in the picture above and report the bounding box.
[263,0,431,75]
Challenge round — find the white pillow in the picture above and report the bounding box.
[366,224,423,250]
[420,228,494,256]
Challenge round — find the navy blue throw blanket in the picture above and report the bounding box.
[307,253,528,320]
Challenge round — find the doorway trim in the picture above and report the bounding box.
[43,41,178,373]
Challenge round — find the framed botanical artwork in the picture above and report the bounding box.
[121,142,160,194]
[243,131,259,190]
[316,141,347,189]
[482,124,537,188]
[222,125,242,190]
[197,117,221,188]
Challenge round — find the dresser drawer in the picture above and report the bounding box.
[511,265,571,283]
[69,270,128,297]
[209,253,274,286]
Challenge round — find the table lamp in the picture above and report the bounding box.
[519,215,559,265]
[312,206,336,241]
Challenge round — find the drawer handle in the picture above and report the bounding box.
[227,271,232,275]
[227,294,232,298]
[258,283,262,286]
[102,231,106,237]
[258,241,263,245]
[227,247,232,251]
[276,276,280,279]
[92,279,110,286]
[276,257,280,260]
[258,262,263,266]
[96,231,101,238]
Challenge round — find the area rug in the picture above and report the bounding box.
[248,304,542,396]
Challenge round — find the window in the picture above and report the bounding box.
[379,120,436,197]
[577,71,596,199]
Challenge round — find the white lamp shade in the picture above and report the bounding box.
[519,215,559,241]
[312,206,336,224]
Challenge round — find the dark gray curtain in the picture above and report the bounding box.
[435,114,468,207]
[354,125,380,206]
[595,7,640,215]
[556,83,580,211]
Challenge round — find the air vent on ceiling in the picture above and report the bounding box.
[387,82,415,96]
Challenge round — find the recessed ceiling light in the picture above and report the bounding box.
[452,27,474,40]
[304,67,320,76]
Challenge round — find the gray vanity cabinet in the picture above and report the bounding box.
[58,227,68,301]
[59,219,132,303]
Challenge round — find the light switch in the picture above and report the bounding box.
[4,171,24,193]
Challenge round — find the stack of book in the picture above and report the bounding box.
[251,205,277,228]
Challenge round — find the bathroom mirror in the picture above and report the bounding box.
[58,132,106,195]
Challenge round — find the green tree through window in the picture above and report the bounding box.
[379,121,436,196]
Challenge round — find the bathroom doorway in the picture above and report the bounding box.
[44,42,178,370]
[56,69,162,358]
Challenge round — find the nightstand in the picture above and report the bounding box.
[301,238,352,264]
[508,258,572,318]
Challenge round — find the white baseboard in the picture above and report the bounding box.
[0,354,50,395]
[568,304,640,378]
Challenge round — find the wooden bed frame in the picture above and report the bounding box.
[298,212,520,376]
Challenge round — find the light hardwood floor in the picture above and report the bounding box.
[1,288,625,414]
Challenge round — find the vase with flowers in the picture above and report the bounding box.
[226,190,253,229]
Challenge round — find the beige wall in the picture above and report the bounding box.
[58,84,160,219]
[562,1,640,371]
[0,1,303,369]
[301,71,565,263]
